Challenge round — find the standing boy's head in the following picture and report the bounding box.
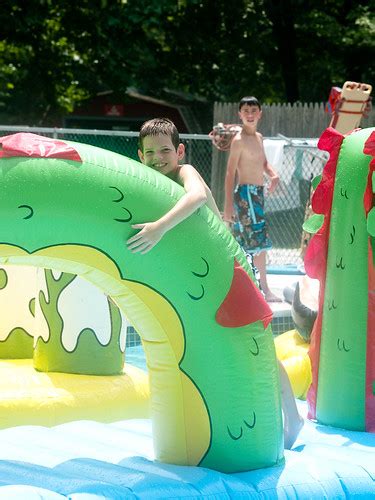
[138,118,185,177]
[239,96,261,111]
[238,96,262,128]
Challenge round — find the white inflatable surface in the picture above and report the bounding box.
[0,391,373,498]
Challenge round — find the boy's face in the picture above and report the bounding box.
[238,104,262,127]
[138,134,185,177]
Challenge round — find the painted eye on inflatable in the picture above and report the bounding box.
[249,337,259,356]
[337,339,350,352]
[340,187,349,199]
[349,225,356,244]
[335,256,345,269]
[187,257,210,301]
[109,186,133,223]
[191,257,209,278]
[327,299,338,310]
[227,411,257,440]
[18,204,34,220]
[109,186,124,203]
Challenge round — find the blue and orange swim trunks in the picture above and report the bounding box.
[232,184,272,255]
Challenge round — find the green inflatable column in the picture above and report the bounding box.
[33,269,128,375]
[0,265,35,359]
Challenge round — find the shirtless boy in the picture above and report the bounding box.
[223,96,281,302]
[127,118,221,254]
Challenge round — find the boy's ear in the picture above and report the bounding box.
[138,149,144,163]
[177,143,185,161]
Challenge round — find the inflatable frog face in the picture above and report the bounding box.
[0,133,283,472]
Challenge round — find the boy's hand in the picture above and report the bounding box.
[127,222,165,254]
[268,175,279,194]
[223,205,235,223]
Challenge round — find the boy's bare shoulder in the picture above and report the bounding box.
[179,164,211,189]
[178,163,198,176]
[175,164,199,182]
[179,163,196,171]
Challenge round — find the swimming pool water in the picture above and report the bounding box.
[126,344,147,371]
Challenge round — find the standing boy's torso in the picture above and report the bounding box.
[235,131,266,186]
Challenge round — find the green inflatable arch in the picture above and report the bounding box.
[0,133,283,473]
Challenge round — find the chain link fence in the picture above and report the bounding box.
[0,126,327,270]
[265,141,328,270]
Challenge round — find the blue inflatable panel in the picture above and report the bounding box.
[0,402,374,499]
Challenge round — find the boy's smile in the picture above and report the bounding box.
[138,134,185,177]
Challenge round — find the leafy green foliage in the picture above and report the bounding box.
[0,0,373,123]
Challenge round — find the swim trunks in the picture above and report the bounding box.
[232,184,272,255]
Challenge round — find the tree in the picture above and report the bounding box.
[0,0,373,124]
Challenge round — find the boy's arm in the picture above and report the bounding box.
[223,140,241,221]
[261,135,279,194]
[263,159,279,194]
[127,165,208,254]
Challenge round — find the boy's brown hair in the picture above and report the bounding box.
[239,96,261,111]
[139,118,180,151]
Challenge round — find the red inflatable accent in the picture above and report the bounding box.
[216,259,273,329]
[313,128,343,215]
[0,133,82,162]
[305,128,344,281]
[364,131,375,156]
[364,133,375,432]
[306,127,343,419]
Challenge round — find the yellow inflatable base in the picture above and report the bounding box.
[275,329,312,400]
[0,359,150,428]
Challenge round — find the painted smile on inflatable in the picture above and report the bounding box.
[0,133,282,473]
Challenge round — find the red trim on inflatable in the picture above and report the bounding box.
[305,128,343,419]
[0,133,82,162]
[364,133,375,432]
[364,131,375,157]
[304,223,328,281]
[305,129,344,281]
[363,132,375,215]
[313,128,344,215]
[216,259,273,329]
